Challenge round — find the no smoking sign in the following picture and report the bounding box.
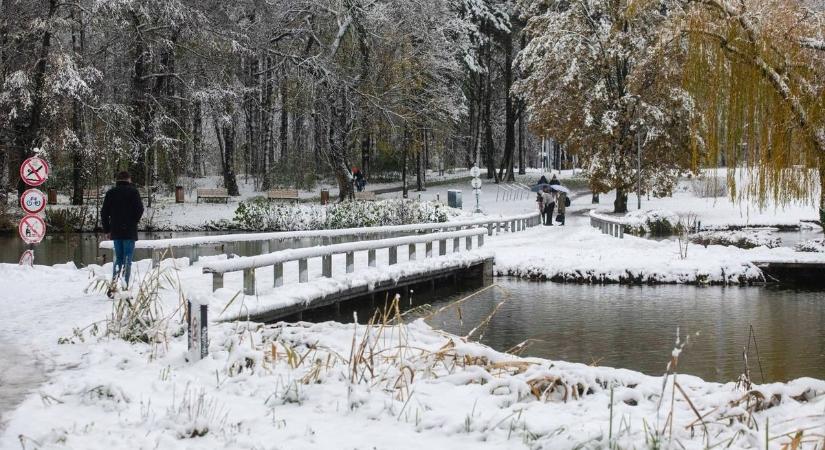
[19,214,46,244]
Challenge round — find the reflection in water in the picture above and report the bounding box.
[427,280,825,383]
[0,232,354,266]
[313,279,825,383]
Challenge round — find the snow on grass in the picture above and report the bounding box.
[795,239,825,253]
[488,226,825,284]
[690,230,782,249]
[2,307,824,449]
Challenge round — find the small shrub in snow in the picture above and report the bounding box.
[623,209,682,236]
[690,175,727,198]
[233,198,454,231]
[794,238,825,252]
[689,230,781,249]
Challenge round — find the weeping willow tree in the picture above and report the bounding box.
[677,0,825,228]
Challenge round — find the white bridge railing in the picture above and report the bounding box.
[589,210,625,238]
[99,212,541,266]
[203,228,489,295]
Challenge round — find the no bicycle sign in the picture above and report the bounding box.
[20,156,50,187]
[20,188,46,214]
[19,215,46,244]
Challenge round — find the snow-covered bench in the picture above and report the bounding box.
[196,188,230,204]
[266,189,300,203]
[202,228,489,295]
[354,191,376,201]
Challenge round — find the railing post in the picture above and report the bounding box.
[261,240,270,254]
[191,245,199,264]
[408,244,416,261]
[322,255,333,277]
[389,246,398,265]
[439,239,447,256]
[243,268,255,295]
[510,220,516,232]
[453,237,460,252]
[494,222,499,234]
[346,252,355,273]
[465,236,472,250]
[151,249,161,267]
[425,242,433,258]
[487,224,493,236]
[478,234,484,247]
[274,263,283,287]
[299,258,308,283]
[618,225,624,239]
[368,249,376,267]
[212,272,224,291]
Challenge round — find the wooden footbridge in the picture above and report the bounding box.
[100,212,541,321]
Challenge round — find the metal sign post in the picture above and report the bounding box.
[18,154,49,266]
[470,165,482,214]
[187,298,209,361]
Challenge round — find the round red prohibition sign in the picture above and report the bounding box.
[19,214,46,244]
[20,157,50,187]
[20,188,47,214]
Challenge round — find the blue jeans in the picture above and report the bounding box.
[112,240,136,286]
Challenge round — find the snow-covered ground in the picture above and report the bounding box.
[1,260,824,449]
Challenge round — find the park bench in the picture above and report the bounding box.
[266,188,300,203]
[83,188,104,202]
[196,188,230,204]
[354,191,376,201]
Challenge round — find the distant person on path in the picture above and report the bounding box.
[352,167,366,192]
[537,175,549,185]
[536,190,546,224]
[101,171,144,291]
[556,191,567,226]
[541,187,557,226]
[549,174,560,186]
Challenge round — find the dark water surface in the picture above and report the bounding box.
[0,232,335,266]
[316,279,825,383]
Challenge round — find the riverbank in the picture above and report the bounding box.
[0,262,822,449]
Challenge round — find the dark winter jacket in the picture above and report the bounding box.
[101,181,144,240]
[549,176,560,186]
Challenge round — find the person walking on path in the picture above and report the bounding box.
[536,190,546,224]
[101,171,144,290]
[549,174,560,186]
[541,188,557,226]
[556,191,567,226]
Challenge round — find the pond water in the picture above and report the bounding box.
[0,232,348,266]
[315,279,825,383]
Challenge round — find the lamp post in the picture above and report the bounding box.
[470,165,482,214]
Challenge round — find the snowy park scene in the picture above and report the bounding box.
[3,0,825,449]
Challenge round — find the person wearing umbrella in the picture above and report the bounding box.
[541,187,557,226]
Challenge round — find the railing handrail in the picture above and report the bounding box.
[202,228,487,274]
[588,210,625,224]
[99,212,539,250]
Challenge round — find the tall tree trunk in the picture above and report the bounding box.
[518,102,525,175]
[401,127,409,199]
[499,31,516,182]
[483,47,496,181]
[129,12,151,187]
[614,187,628,214]
[14,0,56,197]
[279,73,289,166]
[70,6,85,205]
[221,120,240,196]
[192,99,204,177]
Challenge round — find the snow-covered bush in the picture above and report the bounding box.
[623,209,682,236]
[233,198,455,231]
[794,238,825,252]
[691,175,727,198]
[690,230,781,249]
